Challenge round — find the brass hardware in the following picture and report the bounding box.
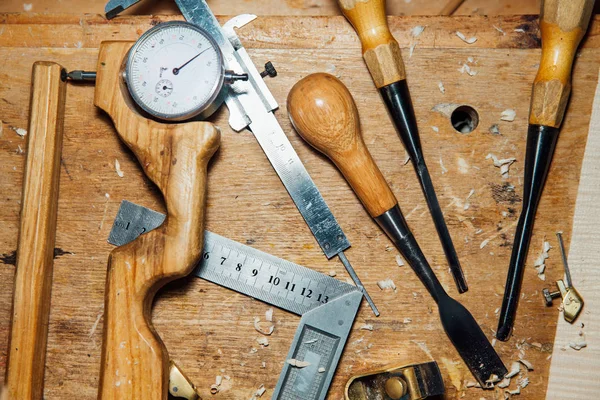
[345,361,444,400]
[169,361,201,400]
[542,233,584,323]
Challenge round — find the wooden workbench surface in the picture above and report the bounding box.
[1,14,599,400]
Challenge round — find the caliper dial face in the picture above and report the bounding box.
[125,21,224,121]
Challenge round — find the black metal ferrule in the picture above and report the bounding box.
[379,80,467,293]
[497,124,560,341]
[375,205,447,303]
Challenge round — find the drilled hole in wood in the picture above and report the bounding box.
[451,106,479,134]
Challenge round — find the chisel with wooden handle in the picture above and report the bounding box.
[92,41,220,399]
[496,0,595,342]
[4,61,66,400]
[287,73,507,387]
[337,0,467,293]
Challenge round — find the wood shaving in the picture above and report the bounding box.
[497,377,511,388]
[287,359,311,368]
[432,126,439,133]
[519,359,533,370]
[210,375,223,394]
[254,317,274,335]
[518,377,529,389]
[395,255,405,267]
[464,189,475,210]
[250,384,266,399]
[249,347,258,354]
[403,318,412,323]
[514,28,526,33]
[256,337,269,347]
[328,270,336,277]
[456,31,477,44]
[403,153,411,165]
[438,81,445,93]
[115,159,124,178]
[534,240,552,280]
[506,361,521,378]
[409,43,417,58]
[318,367,326,373]
[480,239,490,249]
[261,361,266,368]
[304,339,318,344]
[458,63,477,76]
[486,153,516,178]
[11,126,27,137]
[465,380,479,388]
[505,387,521,397]
[411,25,425,38]
[377,279,396,291]
[493,25,506,35]
[440,157,448,174]
[501,109,517,122]
[569,340,587,350]
[23,3,32,11]
[489,124,501,135]
[360,324,374,331]
[265,308,273,322]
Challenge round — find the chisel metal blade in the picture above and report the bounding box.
[104,0,143,19]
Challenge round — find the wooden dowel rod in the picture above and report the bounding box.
[5,61,67,400]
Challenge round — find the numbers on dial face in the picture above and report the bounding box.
[127,23,222,120]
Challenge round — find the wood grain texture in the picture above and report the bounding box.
[546,68,600,400]
[0,0,543,16]
[529,0,595,127]
[4,61,66,400]
[338,0,406,88]
[93,41,220,399]
[288,73,397,217]
[0,14,599,400]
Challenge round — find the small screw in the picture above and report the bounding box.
[260,61,277,78]
[542,288,561,306]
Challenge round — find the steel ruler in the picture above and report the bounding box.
[108,200,363,399]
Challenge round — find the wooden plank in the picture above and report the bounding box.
[0,0,541,17]
[546,69,600,400]
[0,14,598,400]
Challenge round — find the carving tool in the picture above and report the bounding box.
[109,200,363,400]
[5,61,66,400]
[104,0,379,316]
[542,232,584,323]
[337,0,467,293]
[90,40,221,399]
[345,361,445,400]
[287,73,507,386]
[496,0,595,341]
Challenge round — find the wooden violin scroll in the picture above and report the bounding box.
[337,0,406,88]
[287,73,396,217]
[94,41,220,399]
[5,61,66,400]
[529,0,595,127]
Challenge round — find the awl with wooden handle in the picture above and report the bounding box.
[338,0,468,293]
[5,61,66,400]
[496,0,596,341]
[287,73,507,387]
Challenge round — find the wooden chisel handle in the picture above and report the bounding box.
[288,73,397,217]
[530,0,595,128]
[5,61,66,400]
[94,42,220,399]
[338,0,406,88]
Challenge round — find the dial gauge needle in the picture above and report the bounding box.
[172,47,210,75]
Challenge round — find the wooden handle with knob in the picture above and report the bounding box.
[338,0,406,88]
[287,73,397,217]
[5,61,66,400]
[94,41,220,399]
[529,0,595,127]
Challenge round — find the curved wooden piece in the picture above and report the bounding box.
[529,0,595,127]
[94,41,220,399]
[338,0,405,88]
[5,61,66,400]
[287,73,397,217]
